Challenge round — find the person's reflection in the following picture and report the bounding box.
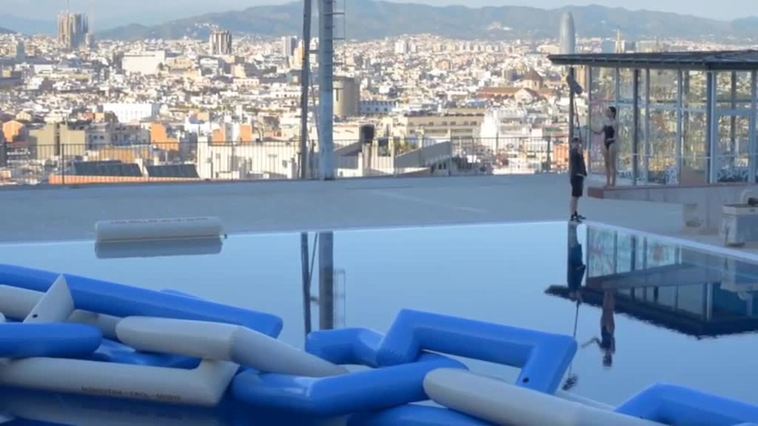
[563,223,585,390]
[567,224,586,303]
[583,289,616,368]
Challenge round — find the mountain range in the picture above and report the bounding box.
[98,1,758,42]
[5,1,758,42]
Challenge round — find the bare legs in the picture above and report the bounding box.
[570,196,579,217]
[603,144,618,187]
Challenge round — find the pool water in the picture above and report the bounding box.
[1,222,758,423]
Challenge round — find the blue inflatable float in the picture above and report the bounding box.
[0,323,101,358]
[0,264,283,337]
[0,262,757,426]
[376,309,577,394]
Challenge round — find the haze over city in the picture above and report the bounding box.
[1,0,756,28]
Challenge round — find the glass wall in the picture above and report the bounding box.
[647,70,679,184]
[589,67,617,174]
[586,66,757,185]
[682,71,708,184]
[714,71,753,183]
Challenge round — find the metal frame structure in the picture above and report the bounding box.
[550,50,758,185]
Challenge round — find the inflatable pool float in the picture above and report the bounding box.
[0,264,756,425]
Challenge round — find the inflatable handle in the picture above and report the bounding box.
[376,309,577,394]
[117,317,346,377]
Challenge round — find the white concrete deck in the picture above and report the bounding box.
[0,175,689,245]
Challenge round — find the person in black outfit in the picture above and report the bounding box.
[569,136,587,223]
[592,106,618,187]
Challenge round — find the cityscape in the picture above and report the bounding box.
[2,1,758,424]
[0,2,753,185]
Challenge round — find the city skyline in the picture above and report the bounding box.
[0,0,756,30]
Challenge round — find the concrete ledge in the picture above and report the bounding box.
[589,183,758,232]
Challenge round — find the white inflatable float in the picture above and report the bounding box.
[0,285,119,339]
[116,317,347,377]
[0,358,237,406]
[95,217,224,243]
[423,369,665,426]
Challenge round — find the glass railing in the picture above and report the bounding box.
[0,136,568,187]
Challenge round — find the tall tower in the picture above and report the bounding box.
[615,30,625,54]
[209,30,233,56]
[58,12,89,50]
[281,36,297,58]
[559,12,576,55]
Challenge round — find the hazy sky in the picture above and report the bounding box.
[3,0,757,27]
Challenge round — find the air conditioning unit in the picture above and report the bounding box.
[722,203,758,247]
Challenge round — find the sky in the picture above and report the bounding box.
[2,0,757,28]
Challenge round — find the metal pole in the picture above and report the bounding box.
[318,0,335,180]
[750,71,757,183]
[632,69,640,185]
[587,66,593,175]
[706,71,718,183]
[568,67,575,145]
[299,0,313,180]
[644,68,650,184]
[318,231,334,330]
[300,232,312,335]
[676,70,683,184]
[730,71,737,170]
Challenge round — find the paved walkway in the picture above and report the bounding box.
[0,175,685,244]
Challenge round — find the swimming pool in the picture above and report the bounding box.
[1,222,757,423]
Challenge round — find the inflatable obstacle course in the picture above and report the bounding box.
[0,263,756,425]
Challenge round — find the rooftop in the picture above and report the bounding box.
[549,49,758,70]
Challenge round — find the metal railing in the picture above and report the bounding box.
[0,136,568,187]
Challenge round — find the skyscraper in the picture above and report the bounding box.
[559,12,576,55]
[209,30,233,56]
[58,12,89,51]
[281,36,297,58]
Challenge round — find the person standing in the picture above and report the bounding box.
[592,106,618,187]
[569,136,587,223]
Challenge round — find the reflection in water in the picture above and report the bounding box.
[582,291,616,368]
[319,232,335,330]
[95,237,224,259]
[301,232,345,337]
[0,388,338,426]
[548,225,758,339]
[300,232,313,335]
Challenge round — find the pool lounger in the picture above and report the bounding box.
[0,264,283,337]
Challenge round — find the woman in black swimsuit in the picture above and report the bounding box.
[593,106,618,187]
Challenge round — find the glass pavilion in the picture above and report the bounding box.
[549,51,758,186]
